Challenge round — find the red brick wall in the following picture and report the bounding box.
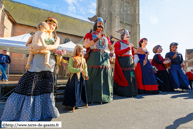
[9,53,27,73]
[3,14,13,37]
[13,24,36,36]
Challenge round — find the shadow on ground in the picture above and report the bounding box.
[165,113,193,129]
[113,90,192,100]
[170,90,193,99]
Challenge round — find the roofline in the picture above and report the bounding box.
[2,0,93,25]
[3,9,16,23]
[15,22,85,38]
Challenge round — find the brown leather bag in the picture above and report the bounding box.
[84,48,91,60]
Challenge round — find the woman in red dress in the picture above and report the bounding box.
[134,38,159,94]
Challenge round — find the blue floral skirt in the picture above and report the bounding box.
[0,71,60,121]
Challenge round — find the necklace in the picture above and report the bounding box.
[142,47,146,51]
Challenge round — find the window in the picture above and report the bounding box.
[63,38,70,43]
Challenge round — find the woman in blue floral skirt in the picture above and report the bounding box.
[0,17,60,121]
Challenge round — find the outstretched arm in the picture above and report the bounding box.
[68,58,80,73]
[39,32,47,48]
[108,44,114,53]
[114,41,131,56]
[153,54,163,64]
[84,32,103,48]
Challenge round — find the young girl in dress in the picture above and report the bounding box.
[63,44,88,112]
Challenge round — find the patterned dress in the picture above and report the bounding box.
[0,38,60,121]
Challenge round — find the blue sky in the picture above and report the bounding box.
[13,0,193,59]
[13,0,96,21]
[140,0,193,59]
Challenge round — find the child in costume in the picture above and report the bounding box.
[151,45,174,92]
[134,38,159,94]
[63,44,88,112]
[26,22,51,69]
[165,42,190,90]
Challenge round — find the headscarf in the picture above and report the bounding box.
[45,17,58,29]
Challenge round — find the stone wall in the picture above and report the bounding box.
[96,0,140,47]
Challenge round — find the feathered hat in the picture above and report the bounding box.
[116,29,130,35]
[88,15,106,24]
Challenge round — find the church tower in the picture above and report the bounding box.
[96,0,140,46]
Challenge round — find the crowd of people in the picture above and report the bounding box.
[0,15,192,121]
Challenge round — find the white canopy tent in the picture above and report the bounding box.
[58,41,86,57]
[0,33,32,54]
[0,33,85,57]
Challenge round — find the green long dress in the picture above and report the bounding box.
[85,32,113,103]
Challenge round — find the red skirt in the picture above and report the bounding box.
[135,63,159,94]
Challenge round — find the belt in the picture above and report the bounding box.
[91,49,105,53]
[117,55,132,57]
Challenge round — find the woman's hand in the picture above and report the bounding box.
[85,75,89,80]
[97,32,104,39]
[109,52,114,62]
[173,52,178,59]
[181,63,184,68]
[134,63,137,68]
[128,43,134,48]
[43,36,60,51]
[109,53,114,58]
[27,44,33,51]
[79,68,83,73]
[165,58,169,60]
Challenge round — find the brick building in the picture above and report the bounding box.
[0,0,93,73]
[185,49,193,72]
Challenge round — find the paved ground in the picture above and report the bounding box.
[0,90,193,129]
